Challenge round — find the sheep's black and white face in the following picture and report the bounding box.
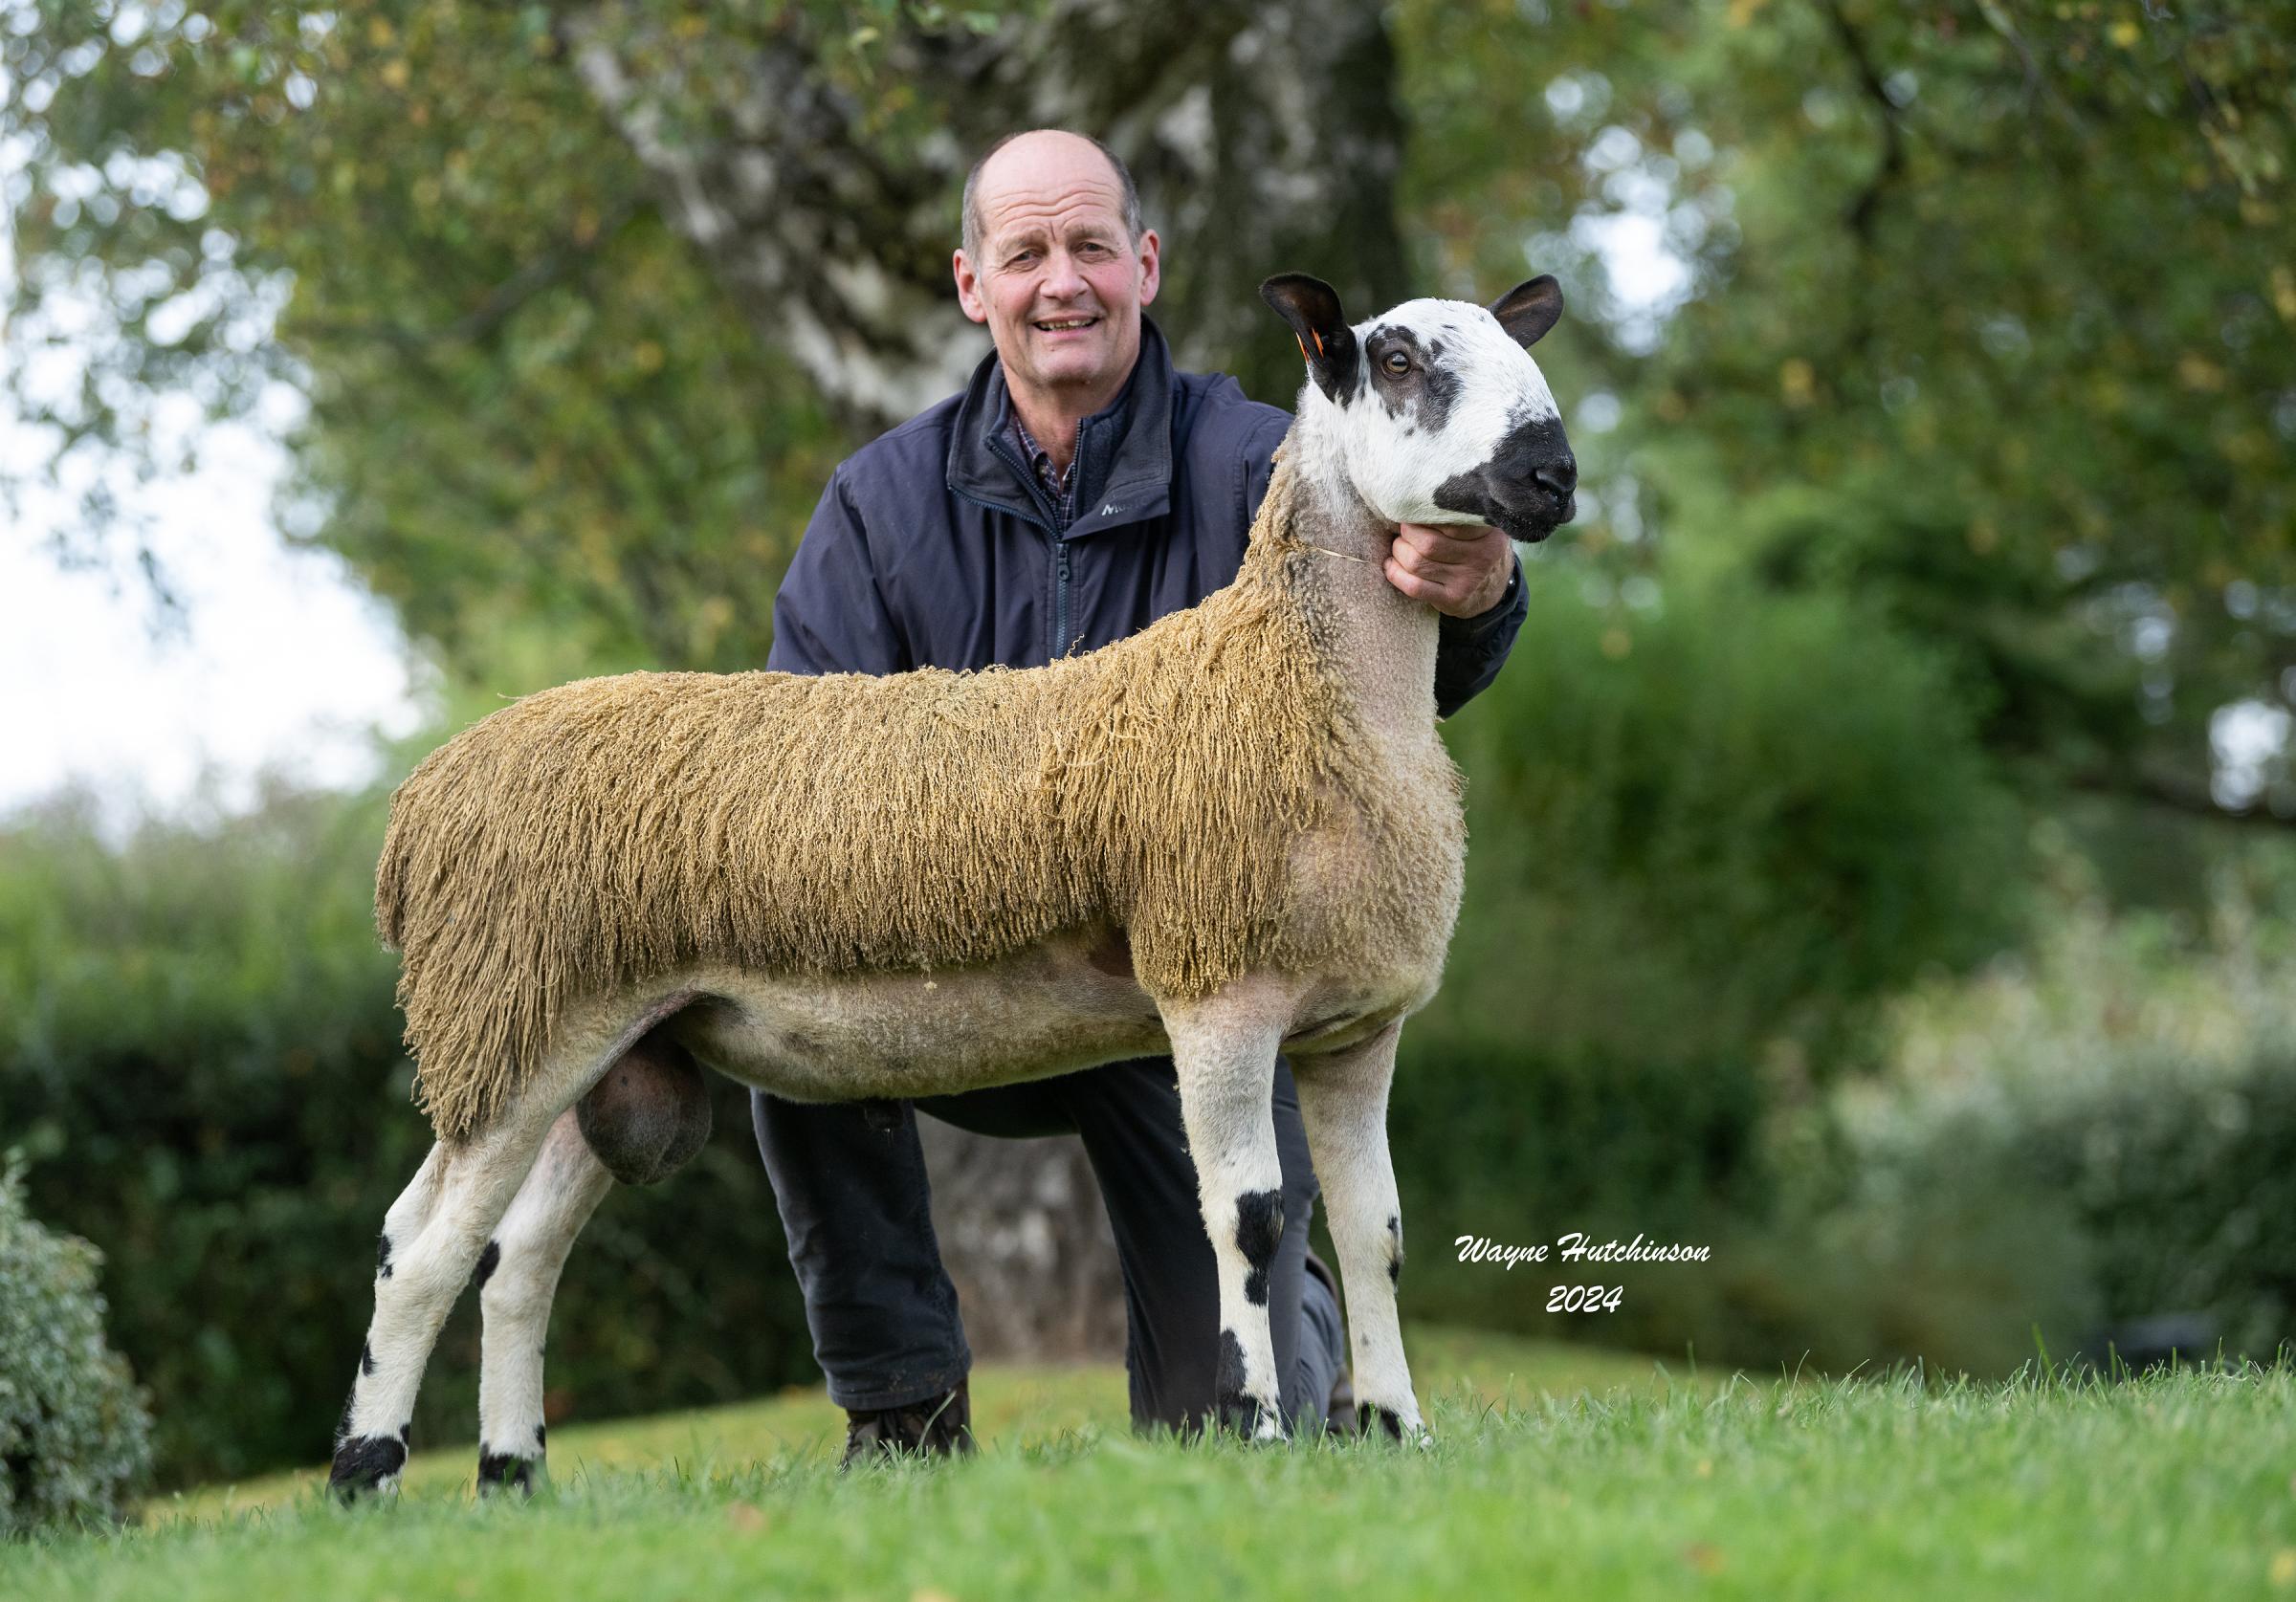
[1262,274,1577,543]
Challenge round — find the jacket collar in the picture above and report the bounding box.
[946,316,1178,539]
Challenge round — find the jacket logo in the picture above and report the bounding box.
[1101,502,1121,516]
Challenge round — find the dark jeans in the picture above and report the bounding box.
[751,1057,1344,1433]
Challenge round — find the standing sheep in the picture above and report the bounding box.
[329,271,1576,1498]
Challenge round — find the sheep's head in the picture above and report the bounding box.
[1260,274,1576,544]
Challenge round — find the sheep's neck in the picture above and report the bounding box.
[1252,462,1443,749]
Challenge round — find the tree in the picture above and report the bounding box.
[1395,0,2296,822]
[571,0,1406,428]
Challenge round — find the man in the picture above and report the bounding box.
[756,129,1528,1459]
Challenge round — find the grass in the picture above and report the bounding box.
[10,1328,2294,1600]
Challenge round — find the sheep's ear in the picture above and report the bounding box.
[1260,274,1359,405]
[1489,275,1564,348]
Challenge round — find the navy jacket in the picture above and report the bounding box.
[767,317,1527,713]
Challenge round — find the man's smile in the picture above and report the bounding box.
[1031,314,1102,335]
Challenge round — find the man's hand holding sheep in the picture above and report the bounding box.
[1386,520,1518,618]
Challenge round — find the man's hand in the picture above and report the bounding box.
[1383,521,1515,619]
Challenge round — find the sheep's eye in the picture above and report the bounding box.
[1382,350,1411,375]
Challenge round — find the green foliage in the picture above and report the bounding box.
[0,1157,152,1536]
[1432,567,2022,1066]
[0,787,814,1488]
[4,1,849,678]
[1758,888,2296,1373]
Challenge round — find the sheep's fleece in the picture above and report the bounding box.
[379,459,1456,1142]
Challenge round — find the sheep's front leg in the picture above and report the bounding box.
[1292,1020,1424,1441]
[1160,984,1297,1442]
[474,1108,615,1496]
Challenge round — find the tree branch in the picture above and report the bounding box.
[2064,766,2296,832]
[1817,0,1907,244]
[289,201,646,352]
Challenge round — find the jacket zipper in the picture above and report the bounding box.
[1053,540,1072,661]
[980,431,1074,664]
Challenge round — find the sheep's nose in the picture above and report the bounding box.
[1535,455,1578,497]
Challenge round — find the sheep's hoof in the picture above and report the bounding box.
[1357,1404,1430,1447]
[476,1451,541,1498]
[329,1434,409,1503]
[577,1032,712,1186]
[1212,1329,1289,1441]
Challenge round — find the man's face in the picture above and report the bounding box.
[954,134,1160,405]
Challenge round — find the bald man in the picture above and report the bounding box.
[753,130,1528,1461]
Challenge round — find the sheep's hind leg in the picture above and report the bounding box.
[473,1108,615,1497]
[328,1105,561,1501]
[1160,980,1299,1442]
[1292,1020,1424,1442]
[330,1142,448,1490]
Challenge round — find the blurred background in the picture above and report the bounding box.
[2,0,2292,1497]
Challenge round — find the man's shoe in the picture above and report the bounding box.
[1302,1247,1358,1434]
[840,1377,976,1468]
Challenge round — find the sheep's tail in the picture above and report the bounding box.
[371,740,535,1143]
[373,778,417,953]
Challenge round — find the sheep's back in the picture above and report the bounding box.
[377,557,1352,1141]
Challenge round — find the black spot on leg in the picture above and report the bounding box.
[1386,1214,1404,1289]
[328,1434,408,1500]
[1360,1404,1408,1441]
[1214,1328,1255,1434]
[399,1421,412,1445]
[360,1341,376,1376]
[536,1423,547,1453]
[472,1239,501,1292]
[477,1451,536,1497]
[375,1232,393,1280]
[1234,1189,1284,1307]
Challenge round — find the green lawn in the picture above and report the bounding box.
[11,1328,2293,1600]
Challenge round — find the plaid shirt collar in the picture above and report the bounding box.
[1008,412,1077,525]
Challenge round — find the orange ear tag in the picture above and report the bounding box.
[1312,329,1325,357]
[1295,334,1311,364]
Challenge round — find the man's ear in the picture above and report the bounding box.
[1488,275,1564,348]
[1260,274,1359,405]
[953,249,989,325]
[1136,228,1161,308]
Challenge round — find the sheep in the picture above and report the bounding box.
[327,270,1576,1498]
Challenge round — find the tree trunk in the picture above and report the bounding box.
[916,1127,1128,1363]
[573,0,1405,1357]
[571,0,1406,430]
